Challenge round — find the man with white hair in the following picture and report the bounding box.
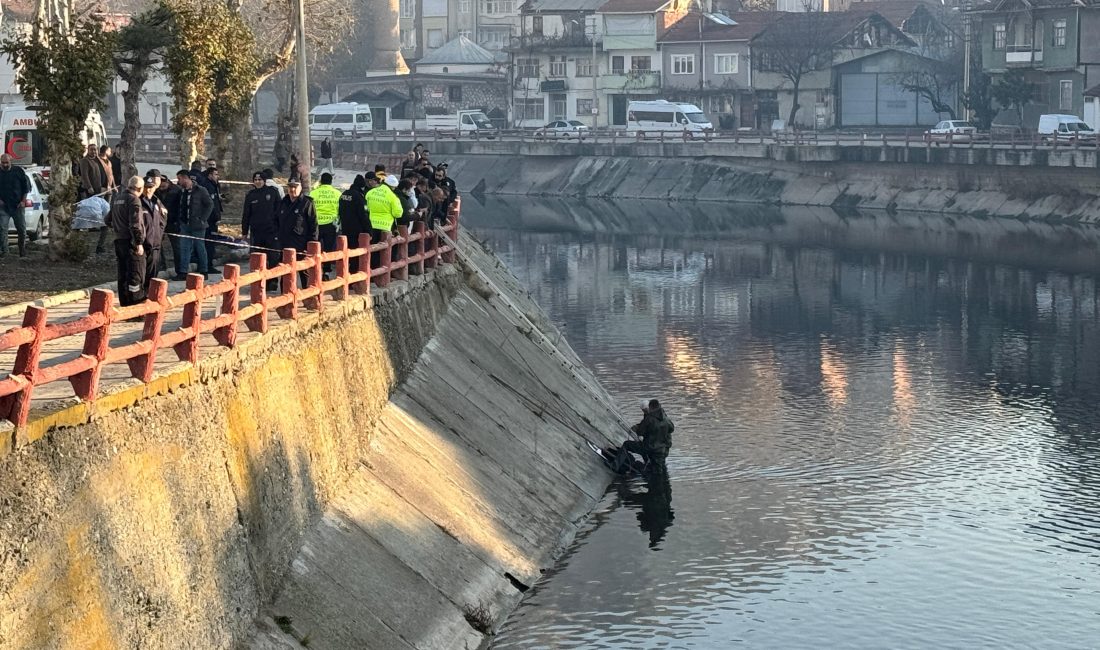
[109,175,147,305]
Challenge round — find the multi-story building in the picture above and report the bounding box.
[972,0,1100,127]
[399,0,479,62]
[596,0,693,126]
[510,0,605,128]
[657,11,782,129]
[478,0,522,52]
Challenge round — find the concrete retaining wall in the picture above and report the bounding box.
[442,154,1100,222]
[0,242,623,649]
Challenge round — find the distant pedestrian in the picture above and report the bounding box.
[78,144,103,200]
[110,176,146,305]
[275,179,318,287]
[173,170,212,279]
[203,166,223,270]
[400,150,417,177]
[0,154,31,258]
[319,137,334,174]
[242,170,281,268]
[339,174,370,273]
[139,173,167,293]
[109,145,122,188]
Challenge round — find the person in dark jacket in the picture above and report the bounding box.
[622,399,675,467]
[395,177,417,228]
[242,171,282,267]
[110,176,147,305]
[338,174,369,273]
[109,144,122,188]
[173,170,213,278]
[275,179,318,287]
[0,154,32,257]
[202,167,223,268]
[155,172,181,273]
[319,137,333,174]
[428,187,448,229]
[139,174,168,292]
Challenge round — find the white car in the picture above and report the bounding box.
[535,120,590,139]
[5,169,49,242]
[925,120,977,142]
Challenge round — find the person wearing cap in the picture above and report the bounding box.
[139,174,168,292]
[339,174,370,273]
[311,172,342,275]
[109,176,147,305]
[243,170,282,268]
[621,399,675,468]
[275,179,318,286]
[366,174,403,269]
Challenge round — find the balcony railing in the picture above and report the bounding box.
[1006,44,1043,63]
[508,32,597,51]
[599,70,661,90]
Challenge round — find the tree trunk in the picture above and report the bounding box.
[230,114,256,179]
[180,127,201,168]
[211,128,230,172]
[45,139,79,261]
[117,61,149,182]
[787,78,801,128]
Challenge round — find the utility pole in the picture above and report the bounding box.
[295,0,312,188]
[590,14,600,128]
[963,0,972,119]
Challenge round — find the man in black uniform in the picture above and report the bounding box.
[110,176,147,305]
[622,399,674,467]
[242,170,281,268]
[338,174,369,273]
[275,179,318,287]
[139,174,167,294]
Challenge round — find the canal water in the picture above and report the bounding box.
[463,197,1100,649]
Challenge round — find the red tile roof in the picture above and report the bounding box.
[659,11,784,42]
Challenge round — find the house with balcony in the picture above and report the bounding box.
[510,0,606,128]
[478,0,523,51]
[596,0,693,126]
[657,11,782,130]
[972,0,1100,127]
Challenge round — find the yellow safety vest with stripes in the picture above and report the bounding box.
[312,183,342,226]
[366,185,403,231]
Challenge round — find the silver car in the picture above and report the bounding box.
[5,169,49,242]
[924,120,977,142]
[535,120,590,139]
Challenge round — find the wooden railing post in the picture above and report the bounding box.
[0,305,46,427]
[305,240,324,312]
[246,252,269,333]
[353,233,371,294]
[128,279,168,382]
[70,289,113,401]
[393,226,410,282]
[376,232,392,287]
[174,274,204,364]
[411,221,426,275]
[335,235,350,301]
[214,264,240,347]
[277,248,299,320]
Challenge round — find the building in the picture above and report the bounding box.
[478,0,523,51]
[510,0,605,128]
[657,11,782,129]
[398,0,479,63]
[971,0,1100,127]
[596,0,693,126]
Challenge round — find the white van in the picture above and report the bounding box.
[627,100,712,138]
[1037,114,1096,142]
[424,110,496,133]
[0,105,106,167]
[308,102,372,138]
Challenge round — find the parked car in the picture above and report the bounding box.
[535,120,590,139]
[5,168,49,242]
[924,120,977,142]
[1037,114,1096,143]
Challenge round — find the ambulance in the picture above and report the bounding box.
[0,105,108,167]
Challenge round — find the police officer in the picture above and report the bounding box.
[110,176,146,306]
[311,172,342,276]
[366,174,403,269]
[338,174,369,273]
[242,170,281,268]
[275,179,318,287]
[139,174,168,294]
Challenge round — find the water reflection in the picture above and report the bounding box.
[469,200,1100,649]
[618,468,675,551]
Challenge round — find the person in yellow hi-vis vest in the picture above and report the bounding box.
[311,172,343,276]
[366,174,403,269]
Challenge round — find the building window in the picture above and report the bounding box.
[671,54,694,75]
[1060,79,1074,110]
[427,29,445,48]
[994,22,1006,50]
[515,98,545,122]
[400,0,414,18]
[576,57,594,77]
[460,0,470,12]
[714,53,738,75]
[532,15,543,35]
[549,56,566,77]
[577,98,593,115]
[517,57,540,79]
[631,55,652,71]
[458,29,472,39]
[449,85,462,101]
[480,0,514,16]
[480,28,510,49]
[400,28,416,48]
[551,95,567,120]
[423,0,447,17]
[612,55,625,74]
[756,51,777,72]
[1053,19,1066,47]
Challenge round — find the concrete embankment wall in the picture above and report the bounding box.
[443,154,1100,222]
[0,242,623,649]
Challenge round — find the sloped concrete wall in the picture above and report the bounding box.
[444,154,1100,222]
[0,243,623,649]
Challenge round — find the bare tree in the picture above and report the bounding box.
[751,12,839,127]
[114,6,171,179]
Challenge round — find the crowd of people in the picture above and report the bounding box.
[100,144,458,307]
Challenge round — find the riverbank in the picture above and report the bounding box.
[442,154,1100,222]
